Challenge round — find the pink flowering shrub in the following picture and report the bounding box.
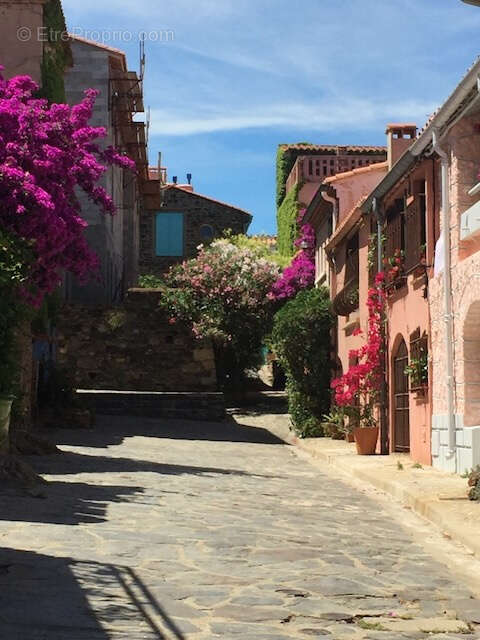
[331,272,386,424]
[157,240,280,388]
[0,69,135,306]
[270,210,315,301]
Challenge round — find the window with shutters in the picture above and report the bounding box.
[385,198,405,262]
[404,188,426,272]
[155,212,184,257]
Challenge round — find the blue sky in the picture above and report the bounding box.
[62,0,480,234]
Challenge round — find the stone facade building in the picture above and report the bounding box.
[140,180,252,276]
[64,36,147,304]
[0,0,58,83]
[424,60,480,473]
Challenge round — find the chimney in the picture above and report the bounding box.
[172,176,178,184]
[385,123,417,170]
[176,172,194,192]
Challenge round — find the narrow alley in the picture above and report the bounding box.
[0,415,479,639]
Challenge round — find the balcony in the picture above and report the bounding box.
[332,253,359,316]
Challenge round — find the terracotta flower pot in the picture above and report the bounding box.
[0,397,13,454]
[353,426,379,455]
[345,432,355,443]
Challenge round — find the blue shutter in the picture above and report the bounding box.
[155,212,184,256]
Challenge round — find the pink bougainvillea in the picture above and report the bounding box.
[331,272,386,408]
[0,68,135,306]
[270,209,315,301]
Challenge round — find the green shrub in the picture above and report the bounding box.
[271,287,333,436]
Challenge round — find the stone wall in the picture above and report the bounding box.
[139,185,252,276]
[57,289,217,392]
[64,39,141,305]
[430,114,480,472]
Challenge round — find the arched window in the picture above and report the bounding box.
[200,224,215,242]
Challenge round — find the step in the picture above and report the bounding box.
[76,390,226,422]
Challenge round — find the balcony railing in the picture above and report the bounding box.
[333,254,359,316]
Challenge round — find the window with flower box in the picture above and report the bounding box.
[406,328,428,392]
[384,198,406,286]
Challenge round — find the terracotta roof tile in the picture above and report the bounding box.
[278,143,387,154]
[324,161,388,184]
[325,196,368,251]
[163,185,252,218]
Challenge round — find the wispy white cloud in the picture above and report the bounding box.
[149,97,437,136]
[60,0,480,232]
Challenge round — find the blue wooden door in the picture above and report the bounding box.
[155,212,184,256]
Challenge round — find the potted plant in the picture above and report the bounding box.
[330,276,385,455]
[351,402,379,455]
[404,351,428,392]
[321,406,348,440]
[383,249,405,290]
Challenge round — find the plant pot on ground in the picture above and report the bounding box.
[353,426,379,455]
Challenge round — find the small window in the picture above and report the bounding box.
[155,212,184,256]
[200,224,215,242]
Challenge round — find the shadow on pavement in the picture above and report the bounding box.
[0,481,143,525]
[29,450,276,479]
[0,548,185,639]
[46,413,286,449]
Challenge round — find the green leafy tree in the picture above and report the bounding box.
[271,287,333,436]
[149,239,280,390]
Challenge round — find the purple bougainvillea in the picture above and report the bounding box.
[269,209,315,301]
[0,68,135,306]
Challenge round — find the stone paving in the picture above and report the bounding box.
[0,414,479,639]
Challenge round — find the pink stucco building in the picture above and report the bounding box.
[359,61,480,471]
[364,125,434,464]
[307,123,437,465]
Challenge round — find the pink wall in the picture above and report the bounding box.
[326,165,387,224]
[387,277,431,464]
[383,162,433,465]
[334,223,370,377]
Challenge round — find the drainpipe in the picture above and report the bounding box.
[373,197,389,455]
[431,128,456,459]
[321,190,338,232]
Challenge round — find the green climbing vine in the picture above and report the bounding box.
[277,183,302,257]
[39,0,72,103]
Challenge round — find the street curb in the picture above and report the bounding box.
[263,416,480,560]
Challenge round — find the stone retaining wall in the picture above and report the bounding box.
[77,390,226,421]
[57,288,217,392]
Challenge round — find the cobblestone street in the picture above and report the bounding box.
[0,415,479,639]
